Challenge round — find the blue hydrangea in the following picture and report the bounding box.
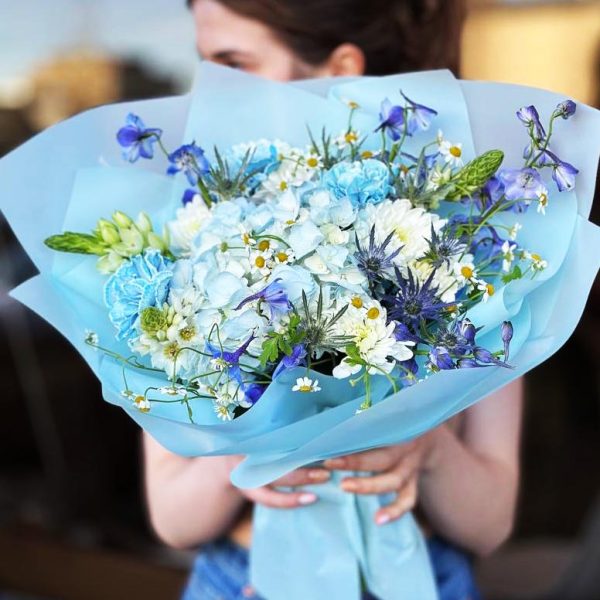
[104,249,173,341]
[323,159,391,207]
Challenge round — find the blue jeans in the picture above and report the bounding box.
[181,536,481,600]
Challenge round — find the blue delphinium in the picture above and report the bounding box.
[377,98,406,141]
[538,149,579,192]
[104,249,173,341]
[555,100,576,120]
[385,268,450,329]
[235,279,292,320]
[168,142,211,186]
[273,343,307,378]
[206,334,255,385]
[354,226,401,287]
[116,114,162,163]
[324,159,391,207]
[498,168,547,211]
[401,92,438,134]
[516,105,546,142]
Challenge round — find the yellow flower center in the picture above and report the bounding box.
[367,307,380,320]
[449,145,462,158]
[394,227,409,243]
[348,101,360,109]
[461,266,474,279]
[307,157,319,168]
[255,256,266,269]
[258,240,270,252]
[445,304,458,313]
[286,219,296,226]
[351,296,364,309]
[276,252,289,263]
[486,284,495,297]
[361,151,374,159]
[134,396,150,413]
[531,253,542,262]
[345,132,358,144]
[164,342,180,360]
[539,194,548,206]
[279,181,288,191]
[179,326,196,342]
[298,384,313,393]
[242,233,252,245]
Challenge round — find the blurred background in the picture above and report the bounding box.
[0,0,599,599]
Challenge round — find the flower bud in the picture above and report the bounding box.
[136,212,153,234]
[98,219,120,245]
[112,210,133,228]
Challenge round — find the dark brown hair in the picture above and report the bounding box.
[188,0,466,76]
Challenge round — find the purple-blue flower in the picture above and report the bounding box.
[206,334,255,385]
[429,347,454,370]
[354,226,402,286]
[167,142,211,186]
[516,105,546,141]
[501,321,513,360]
[244,383,265,406]
[498,168,547,209]
[401,92,438,135]
[555,100,576,120]
[539,149,578,192]
[385,268,450,329]
[182,189,199,205]
[273,344,307,378]
[116,114,162,163]
[377,98,406,141]
[235,279,292,320]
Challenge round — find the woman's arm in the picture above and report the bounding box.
[143,434,330,549]
[418,378,523,556]
[326,378,524,557]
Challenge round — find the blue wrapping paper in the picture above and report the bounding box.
[1,63,599,600]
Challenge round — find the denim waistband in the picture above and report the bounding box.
[181,536,481,600]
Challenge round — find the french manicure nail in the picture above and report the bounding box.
[299,493,318,505]
[376,514,391,526]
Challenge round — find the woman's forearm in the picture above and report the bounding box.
[418,379,523,556]
[419,425,519,556]
[143,435,246,549]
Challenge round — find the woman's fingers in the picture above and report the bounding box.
[341,460,416,495]
[325,444,414,473]
[241,486,318,509]
[271,468,330,487]
[374,476,418,525]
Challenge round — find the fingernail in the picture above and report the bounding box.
[376,513,391,526]
[341,480,357,492]
[325,458,346,469]
[299,493,317,505]
[308,469,330,482]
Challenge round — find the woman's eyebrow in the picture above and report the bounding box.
[211,50,251,61]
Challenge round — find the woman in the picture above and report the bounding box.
[144,2,523,598]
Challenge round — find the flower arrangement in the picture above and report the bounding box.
[44,92,578,422]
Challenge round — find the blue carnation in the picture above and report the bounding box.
[324,159,391,207]
[104,249,173,341]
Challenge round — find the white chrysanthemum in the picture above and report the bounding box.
[168,196,212,255]
[366,199,443,266]
[333,302,414,378]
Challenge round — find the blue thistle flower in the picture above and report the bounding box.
[385,267,450,328]
[422,225,466,270]
[354,226,402,286]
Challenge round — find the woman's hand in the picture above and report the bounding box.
[324,430,441,525]
[226,456,330,509]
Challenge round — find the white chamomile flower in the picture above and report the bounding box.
[249,249,273,277]
[334,129,360,149]
[501,241,517,273]
[292,377,322,393]
[133,395,151,413]
[240,227,256,247]
[508,223,522,241]
[438,139,464,168]
[476,279,496,303]
[453,260,477,284]
[272,248,295,265]
[537,191,549,215]
[524,251,548,271]
[426,164,453,191]
[158,385,187,396]
[214,404,235,421]
[303,152,323,171]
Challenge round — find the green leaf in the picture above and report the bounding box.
[502,264,523,284]
[44,232,108,255]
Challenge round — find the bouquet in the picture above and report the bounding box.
[2,64,599,600]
